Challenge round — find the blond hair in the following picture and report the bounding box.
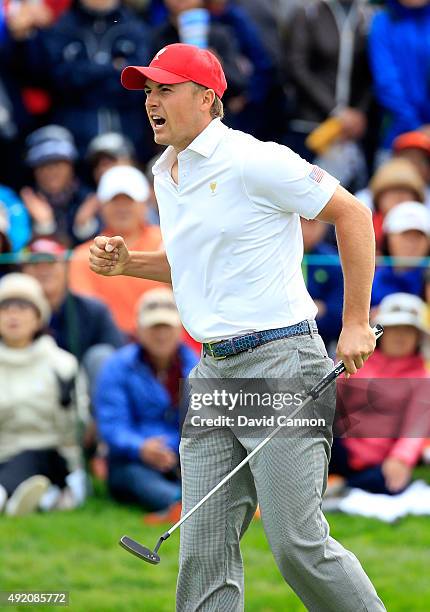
[193,83,224,119]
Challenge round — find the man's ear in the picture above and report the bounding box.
[201,88,215,110]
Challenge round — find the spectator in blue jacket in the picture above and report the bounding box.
[39,0,154,161]
[372,201,430,306]
[368,0,430,151]
[301,217,343,350]
[95,287,198,511]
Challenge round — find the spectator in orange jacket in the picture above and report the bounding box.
[68,165,163,336]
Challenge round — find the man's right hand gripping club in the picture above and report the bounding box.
[89,236,172,284]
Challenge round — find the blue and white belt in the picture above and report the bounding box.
[203,319,318,360]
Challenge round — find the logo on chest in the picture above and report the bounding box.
[210,181,217,195]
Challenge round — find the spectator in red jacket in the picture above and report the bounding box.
[330,292,430,495]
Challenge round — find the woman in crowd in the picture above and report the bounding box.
[0,273,87,515]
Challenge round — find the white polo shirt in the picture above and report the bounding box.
[153,119,339,343]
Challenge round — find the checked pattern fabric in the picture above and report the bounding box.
[203,319,318,359]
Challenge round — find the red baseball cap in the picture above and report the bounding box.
[393,131,430,156]
[121,43,227,99]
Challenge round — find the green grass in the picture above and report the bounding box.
[1,473,430,612]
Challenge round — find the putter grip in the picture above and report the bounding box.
[308,324,384,399]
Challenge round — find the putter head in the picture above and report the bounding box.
[119,535,160,565]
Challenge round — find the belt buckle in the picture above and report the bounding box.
[206,341,227,360]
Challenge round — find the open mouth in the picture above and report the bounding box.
[152,115,166,129]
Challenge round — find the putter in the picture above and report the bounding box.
[119,324,384,564]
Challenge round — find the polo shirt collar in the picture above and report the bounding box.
[152,119,227,175]
[186,118,227,158]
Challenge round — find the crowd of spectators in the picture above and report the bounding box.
[0,0,430,518]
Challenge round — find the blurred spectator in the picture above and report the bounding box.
[366,158,426,252]
[95,287,198,511]
[0,273,87,515]
[356,135,430,211]
[143,153,161,226]
[283,0,373,187]
[68,165,163,335]
[392,131,430,201]
[20,125,97,246]
[39,0,154,161]
[0,1,72,189]
[276,0,302,25]
[0,184,31,251]
[86,131,136,185]
[301,218,343,349]
[233,0,282,66]
[4,0,58,41]
[21,237,124,388]
[204,0,275,137]
[368,0,430,151]
[152,0,248,114]
[372,201,430,306]
[0,3,31,189]
[330,293,430,495]
[0,207,14,278]
[80,131,138,232]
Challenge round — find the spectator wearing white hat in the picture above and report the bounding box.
[0,273,88,515]
[69,166,163,336]
[372,201,430,306]
[329,292,430,496]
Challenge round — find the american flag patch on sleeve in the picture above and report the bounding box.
[309,165,325,183]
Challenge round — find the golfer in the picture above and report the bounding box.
[89,44,386,611]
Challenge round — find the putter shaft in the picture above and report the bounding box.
[120,324,383,561]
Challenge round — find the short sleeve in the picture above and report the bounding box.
[242,140,339,219]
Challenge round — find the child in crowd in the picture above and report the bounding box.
[0,273,87,515]
[372,201,430,305]
[329,292,430,495]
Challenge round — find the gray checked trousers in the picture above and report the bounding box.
[176,333,386,612]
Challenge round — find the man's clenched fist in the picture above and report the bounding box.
[89,235,130,276]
